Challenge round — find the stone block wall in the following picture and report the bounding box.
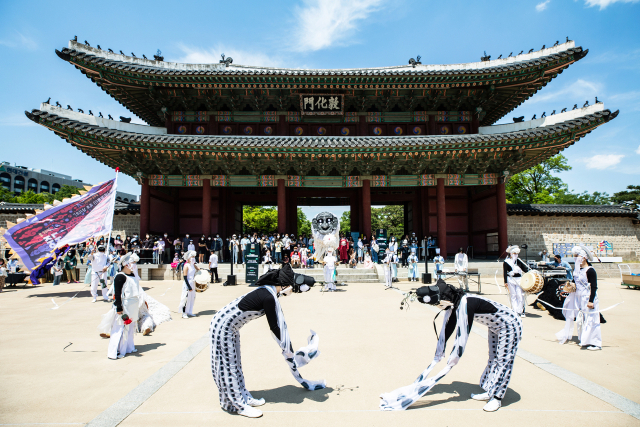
[0,213,23,229]
[112,214,140,238]
[508,215,640,260]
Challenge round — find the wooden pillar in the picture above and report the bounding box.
[279,114,287,136]
[359,115,367,136]
[140,178,150,237]
[202,179,211,236]
[496,181,508,256]
[362,180,371,238]
[277,179,286,234]
[436,178,447,258]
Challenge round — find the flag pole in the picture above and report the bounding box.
[104,168,119,263]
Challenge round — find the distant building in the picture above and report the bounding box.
[0,161,138,203]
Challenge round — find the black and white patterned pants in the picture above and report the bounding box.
[210,297,264,412]
[474,307,522,399]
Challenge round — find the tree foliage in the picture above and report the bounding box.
[506,154,610,205]
[297,207,312,236]
[611,185,640,208]
[371,205,404,237]
[340,211,350,234]
[53,185,82,201]
[242,206,277,234]
[0,185,82,204]
[0,187,16,202]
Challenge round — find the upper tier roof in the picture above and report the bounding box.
[55,40,588,127]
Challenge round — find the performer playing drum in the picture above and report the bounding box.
[503,245,529,317]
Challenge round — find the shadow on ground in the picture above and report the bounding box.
[253,385,334,405]
[409,381,521,409]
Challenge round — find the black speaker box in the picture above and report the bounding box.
[422,273,432,284]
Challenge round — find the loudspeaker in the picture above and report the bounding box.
[422,273,432,284]
[226,275,237,286]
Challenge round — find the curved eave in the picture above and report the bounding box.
[26,106,617,178]
[55,40,588,127]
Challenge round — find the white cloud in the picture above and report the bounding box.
[291,0,385,52]
[536,0,551,11]
[636,145,640,154]
[584,0,639,9]
[172,44,285,68]
[527,79,602,105]
[581,154,624,169]
[0,31,37,50]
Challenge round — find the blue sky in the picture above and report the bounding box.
[1,0,639,218]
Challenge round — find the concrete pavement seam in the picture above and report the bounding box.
[84,333,209,427]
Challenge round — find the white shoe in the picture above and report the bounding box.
[483,398,501,412]
[182,314,189,319]
[187,313,196,317]
[520,313,526,318]
[92,298,97,303]
[238,406,263,418]
[587,346,602,351]
[471,392,490,401]
[247,397,265,407]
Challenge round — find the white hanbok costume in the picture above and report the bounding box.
[503,247,528,316]
[179,260,197,317]
[407,253,419,280]
[90,251,109,301]
[556,248,602,348]
[323,252,337,291]
[99,267,144,359]
[454,252,469,290]
[383,251,393,287]
[138,293,172,334]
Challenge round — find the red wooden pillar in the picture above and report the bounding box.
[277,179,286,234]
[436,178,447,258]
[202,179,211,236]
[362,179,371,238]
[140,178,150,237]
[496,181,508,256]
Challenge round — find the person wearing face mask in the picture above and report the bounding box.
[210,264,323,418]
[89,245,110,302]
[162,233,172,264]
[179,250,200,319]
[182,234,191,255]
[214,234,224,262]
[503,245,529,317]
[381,280,522,412]
[198,236,207,263]
[556,245,602,350]
[322,247,337,291]
[99,253,144,359]
[142,234,153,264]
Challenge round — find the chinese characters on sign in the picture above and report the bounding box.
[300,94,343,115]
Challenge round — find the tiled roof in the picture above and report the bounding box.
[25,106,617,149]
[58,40,586,76]
[507,204,636,217]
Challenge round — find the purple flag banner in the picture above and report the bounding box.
[3,178,117,270]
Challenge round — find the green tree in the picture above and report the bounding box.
[54,185,82,201]
[15,190,54,204]
[340,210,350,235]
[371,205,404,237]
[611,185,640,208]
[242,206,277,234]
[0,187,16,203]
[297,208,312,236]
[554,189,610,205]
[506,155,571,204]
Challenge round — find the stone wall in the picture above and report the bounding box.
[508,215,640,260]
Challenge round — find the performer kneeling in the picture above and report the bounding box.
[503,245,529,317]
[99,253,144,359]
[380,281,522,412]
[179,250,199,319]
[210,264,325,418]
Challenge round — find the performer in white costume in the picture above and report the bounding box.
[179,250,200,319]
[383,248,393,288]
[89,245,109,302]
[381,281,522,412]
[322,247,337,291]
[454,247,469,291]
[556,245,602,350]
[210,265,324,418]
[98,253,144,359]
[503,245,529,317]
[137,293,172,336]
[407,249,419,281]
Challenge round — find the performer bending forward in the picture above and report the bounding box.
[381,281,522,412]
[503,245,529,317]
[210,264,325,418]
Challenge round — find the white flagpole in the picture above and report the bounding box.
[104,168,119,260]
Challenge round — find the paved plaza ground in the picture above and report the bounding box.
[1,272,639,426]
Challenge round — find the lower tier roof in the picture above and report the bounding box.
[26,103,617,178]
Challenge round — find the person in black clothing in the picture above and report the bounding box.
[209,264,324,418]
[381,280,522,413]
